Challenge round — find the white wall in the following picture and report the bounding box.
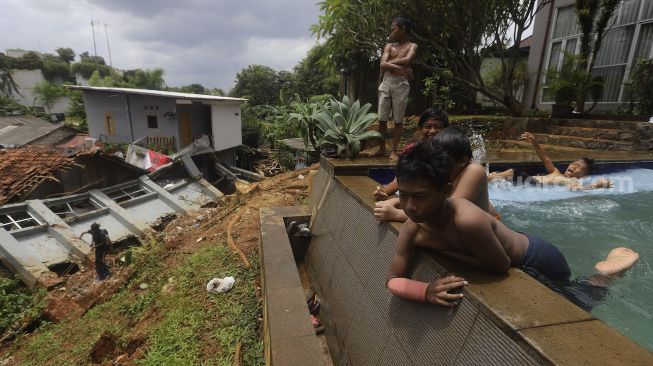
[10,69,69,114]
[210,103,242,151]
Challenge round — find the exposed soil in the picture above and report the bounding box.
[1,164,316,365]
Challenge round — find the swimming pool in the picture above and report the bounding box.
[491,167,653,352]
[370,164,653,352]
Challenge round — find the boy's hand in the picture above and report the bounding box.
[425,276,468,307]
[594,178,612,188]
[518,132,535,143]
[373,186,388,201]
[374,200,402,222]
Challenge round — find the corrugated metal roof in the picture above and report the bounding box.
[67,85,247,103]
[0,116,68,148]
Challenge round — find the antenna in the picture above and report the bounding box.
[104,23,113,67]
[91,20,99,71]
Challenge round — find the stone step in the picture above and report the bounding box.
[531,133,634,151]
[553,118,644,131]
[549,126,634,142]
[489,139,595,152]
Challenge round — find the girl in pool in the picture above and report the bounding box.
[374,126,499,222]
[488,132,612,190]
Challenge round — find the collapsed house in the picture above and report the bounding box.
[0,146,225,288]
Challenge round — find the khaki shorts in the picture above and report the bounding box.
[378,73,410,125]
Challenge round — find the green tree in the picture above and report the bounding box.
[293,43,339,99]
[313,0,549,116]
[0,52,19,97]
[55,47,75,63]
[67,89,88,132]
[210,88,226,96]
[173,83,207,94]
[41,54,72,82]
[574,0,622,114]
[11,51,43,70]
[229,65,281,106]
[124,68,166,89]
[79,51,105,65]
[32,80,66,113]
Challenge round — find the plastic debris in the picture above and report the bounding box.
[298,174,305,180]
[139,283,149,290]
[206,276,235,293]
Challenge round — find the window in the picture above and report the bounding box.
[0,210,42,231]
[105,112,116,136]
[147,115,158,129]
[541,2,653,104]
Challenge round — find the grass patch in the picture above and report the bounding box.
[0,277,46,336]
[5,237,264,365]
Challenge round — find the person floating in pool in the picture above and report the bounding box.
[374,127,499,222]
[488,132,612,190]
[373,107,448,201]
[386,140,639,310]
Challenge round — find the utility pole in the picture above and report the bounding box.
[104,23,113,67]
[91,20,99,71]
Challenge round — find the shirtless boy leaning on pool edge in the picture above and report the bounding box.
[386,140,639,307]
[375,16,418,161]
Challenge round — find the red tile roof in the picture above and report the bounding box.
[0,146,81,204]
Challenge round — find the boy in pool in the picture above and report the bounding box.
[374,127,499,222]
[373,107,449,201]
[488,132,611,190]
[386,140,639,309]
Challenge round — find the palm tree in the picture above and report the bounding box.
[0,53,19,97]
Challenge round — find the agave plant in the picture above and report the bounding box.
[313,96,380,158]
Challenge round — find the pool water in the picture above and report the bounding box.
[491,168,653,352]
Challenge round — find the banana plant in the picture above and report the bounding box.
[313,95,380,159]
[288,97,323,151]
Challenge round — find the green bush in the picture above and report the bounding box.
[0,277,46,335]
[628,59,653,115]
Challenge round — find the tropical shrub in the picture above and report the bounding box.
[289,98,323,150]
[313,96,380,159]
[628,59,653,115]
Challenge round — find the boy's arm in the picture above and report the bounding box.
[387,221,467,306]
[520,132,558,174]
[387,220,418,283]
[571,178,613,191]
[386,43,418,66]
[456,205,511,274]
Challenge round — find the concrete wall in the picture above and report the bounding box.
[210,103,242,151]
[10,69,69,114]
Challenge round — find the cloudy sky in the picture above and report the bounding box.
[0,0,322,91]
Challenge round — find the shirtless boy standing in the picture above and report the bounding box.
[386,141,639,308]
[376,16,418,161]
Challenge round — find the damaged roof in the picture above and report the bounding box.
[0,146,80,204]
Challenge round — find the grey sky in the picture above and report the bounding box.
[0,0,322,91]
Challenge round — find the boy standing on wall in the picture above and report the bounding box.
[375,16,418,161]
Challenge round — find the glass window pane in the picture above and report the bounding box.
[618,0,641,25]
[554,5,581,39]
[548,42,563,71]
[591,65,626,102]
[594,26,634,66]
[641,0,653,21]
[565,38,578,55]
[633,23,653,67]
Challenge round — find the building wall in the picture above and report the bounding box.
[527,0,653,112]
[9,69,69,114]
[83,91,178,147]
[210,103,242,151]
